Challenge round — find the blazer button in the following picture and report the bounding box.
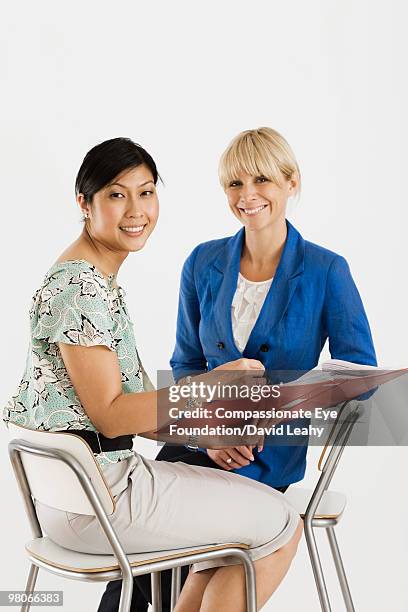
[260,344,269,352]
[217,342,225,349]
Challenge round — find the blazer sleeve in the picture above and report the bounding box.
[323,256,377,366]
[170,247,208,382]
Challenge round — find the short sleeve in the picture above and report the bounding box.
[31,267,116,351]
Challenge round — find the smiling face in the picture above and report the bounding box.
[78,164,159,254]
[225,172,297,232]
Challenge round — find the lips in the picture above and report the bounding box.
[238,204,268,216]
[120,224,146,235]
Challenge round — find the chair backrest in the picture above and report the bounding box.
[7,423,115,515]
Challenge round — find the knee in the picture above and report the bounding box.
[188,567,217,580]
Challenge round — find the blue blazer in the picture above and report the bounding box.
[170,221,377,487]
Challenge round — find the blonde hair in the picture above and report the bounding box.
[219,127,301,193]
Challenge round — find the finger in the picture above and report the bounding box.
[248,369,265,379]
[237,375,266,394]
[242,359,265,371]
[220,450,246,469]
[217,455,238,470]
[255,434,265,450]
[225,448,251,467]
[217,457,235,470]
[234,445,255,461]
[252,426,265,452]
[252,420,266,448]
[248,359,265,370]
[207,450,233,470]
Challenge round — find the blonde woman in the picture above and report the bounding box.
[171,126,377,472]
[4,137,302,612]
[104,128,377,611]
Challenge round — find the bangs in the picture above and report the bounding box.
[219,132,285,189]
[218,128,300,192]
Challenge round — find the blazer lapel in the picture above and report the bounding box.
[208,222,305,357]
[209,228,245,355]
[245,221,305,355]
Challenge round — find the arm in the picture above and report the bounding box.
[58,343,264,443]
[323,256,377,366]
[170,247,207,381]
[58,343,165,438]
[34,268,258,445]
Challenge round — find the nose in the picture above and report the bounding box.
[239,181,259,204]
[125,196,145,219]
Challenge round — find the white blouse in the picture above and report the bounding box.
[231,273,273,353]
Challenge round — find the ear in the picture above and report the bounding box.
[287,175,299,197]
[76,193,89,217]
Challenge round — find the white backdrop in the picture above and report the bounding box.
[1,1,407,610]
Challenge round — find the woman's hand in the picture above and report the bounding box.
[214,358,265,372]
[201,358,267,449]
[208,445,257,470]
[179,358,265,398]
[209,358,266,397]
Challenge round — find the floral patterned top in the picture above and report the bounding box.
[3,260,145,466]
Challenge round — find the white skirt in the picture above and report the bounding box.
[35,452,300,572]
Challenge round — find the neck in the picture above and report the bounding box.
[69,229,128,279]
[242,219,288,269]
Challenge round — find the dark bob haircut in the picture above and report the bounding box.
[75,137,159,202]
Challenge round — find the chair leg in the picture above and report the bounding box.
[118,574,133,612]
[242,555,257,612]
[151,571,162,612]
[20,564,39,612]
[326,527,355,612]
[170,566,182,611]
[304,523,332,612]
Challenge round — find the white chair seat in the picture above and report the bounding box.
[26,537,248,573]
[284,487,346,519]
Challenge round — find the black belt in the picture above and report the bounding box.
[63,430,134,455]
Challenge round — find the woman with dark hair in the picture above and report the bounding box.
[4,138,302,612]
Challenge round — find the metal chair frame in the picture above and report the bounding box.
[8,439,257,612]
[304,399,364,612]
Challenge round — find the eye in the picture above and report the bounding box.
[228,180,242,188]
[110,192,125,199]
[141,190,154,197]
[255,176,269,183]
